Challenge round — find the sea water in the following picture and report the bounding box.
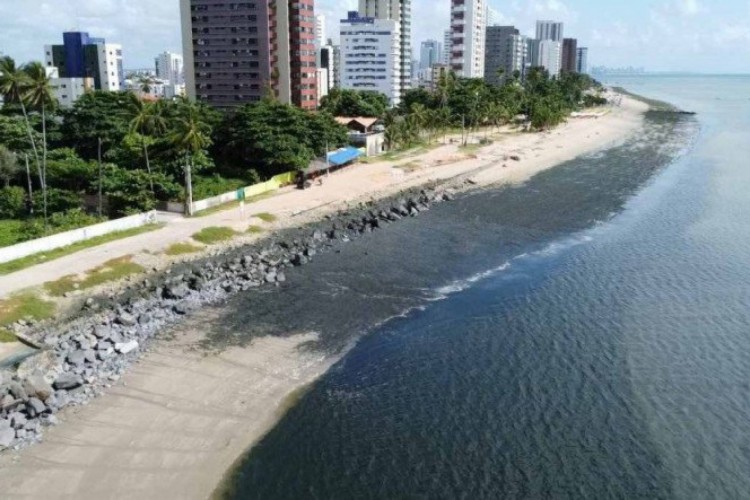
[219,76,750,499]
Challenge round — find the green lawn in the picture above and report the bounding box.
[0,220,28,247]
[192,226,238,245]
[0,223,164,276]
[164,242,203,256]
[43,256,145,297]
[253,212,277,223]
[0,293,56,327]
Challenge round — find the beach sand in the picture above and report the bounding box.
[0,94,648,499]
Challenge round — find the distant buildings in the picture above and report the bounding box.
[318,43,337,92]
[315,14,326,47]
[358,0,412,96]
[577,47,589,74]
[155,51,184,85]
[419,40,441,70]
[484,26,529,86]
[44,32,123,92]
[44,67,94,109]
[561,38,578,73]
[529,39,562,77]
[449,0,485,78]
[339,12,401,105]
[180,0,317,111]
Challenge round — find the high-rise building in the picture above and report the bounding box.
[314,14,326,47]
[340,12,400,105]
[484,25,518,85]
[536,20,564,42]
[419,40,441,70]
[561,38,578,73]
[529,38,562,77]
[155,51,184,84]
[442,29,452,65]
[318,44,336,91]
[44,32,123,91]
[358,0,411,96]
[486,5,499,27]
[449,0,485,78]
[577,47,588,74]
[180,0,317,111]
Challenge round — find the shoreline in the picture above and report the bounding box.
[0,92,648,499]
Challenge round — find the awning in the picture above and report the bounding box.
[327,147,362,166]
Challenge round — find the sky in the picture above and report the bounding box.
[0,0,749,73]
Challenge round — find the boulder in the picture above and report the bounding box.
[0,428,14,448]
[26,397,46,417]
[163,284,189,300]
[22,375,53,401]
[8,382,28,402]
[16,350,63,384]
[67,350,86,367]
[115,340,139,354]
[116,312,137,327]
[53,373,83,391]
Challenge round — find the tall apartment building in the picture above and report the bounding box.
[536,20,564,42]
[419,40,441,69]
[155,51,184,84]
[318,43,336,90]
[314,14,326,47]
[339,12,400,105]
[449,0,485,78]
[484,26,520,85]
[442,29,452,65]
[577,47,588,74]
[44,32,123,91]
[561,38,578,73]
[180,0,317,111]
[529,38,562,77]
[358,0,411,96]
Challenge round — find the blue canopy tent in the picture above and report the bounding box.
[327,147,362,167]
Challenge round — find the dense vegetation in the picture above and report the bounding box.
[382,68,606,150]
[0,56,347,246]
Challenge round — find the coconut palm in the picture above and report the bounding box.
[170,102,211,215]
[138,75,155,96]
[128,94,166,192]
[22,62,56,229]
[409,103,428,141]
[0,57,39,174]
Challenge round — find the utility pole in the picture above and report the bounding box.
[24,154,33,216]
[184,153,193,216]
[97,137,103,218]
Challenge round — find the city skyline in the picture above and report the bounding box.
[0,0,749,73]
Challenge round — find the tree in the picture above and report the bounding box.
[0,145,19,187]
[0,57,40,178]
[23,62,57,229]
[319,88,389,117]
[59,91,132,159]
[128,94,166,192]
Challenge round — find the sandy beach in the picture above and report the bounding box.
[0,93,648,499]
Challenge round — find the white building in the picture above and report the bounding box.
[536,20,564,42]
[419,40,441,69]
[318,44,337,91]
[449,0,485,78]
[44,67,93,108]
[358,0,411,96]
[529,39,562,77]
[442,29,452,65]
[314,15,326,48]
[340,12,400,105]
[316,67,330,100]
[577,47,589,74]
[155,51,184,85]
[97,43,123,91]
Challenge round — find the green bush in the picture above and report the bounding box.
[191,174,247,200]
[34,188,82,213]
[0,186,26,218]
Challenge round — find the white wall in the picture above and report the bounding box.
[50,77,92,108]
[97,43,123,91]
[0,212,158,265]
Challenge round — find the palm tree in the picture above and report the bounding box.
[170,103,210,215]
[23,62,56,229]
[138,75,155,96]
[0,57,39,176]
[128,94,167,192]
[409,103,428,142]
[0,146,19,188]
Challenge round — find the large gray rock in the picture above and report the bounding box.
[0,428,14,448]
[7,382,27,402]
[16,351,63,384]
[26,397,46,417]
[22,374,53,401]
[67,350,86,366]
[115,340,139,354]
[53,373,83,390]
[163,284,189,300]
[116,312,137,327]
